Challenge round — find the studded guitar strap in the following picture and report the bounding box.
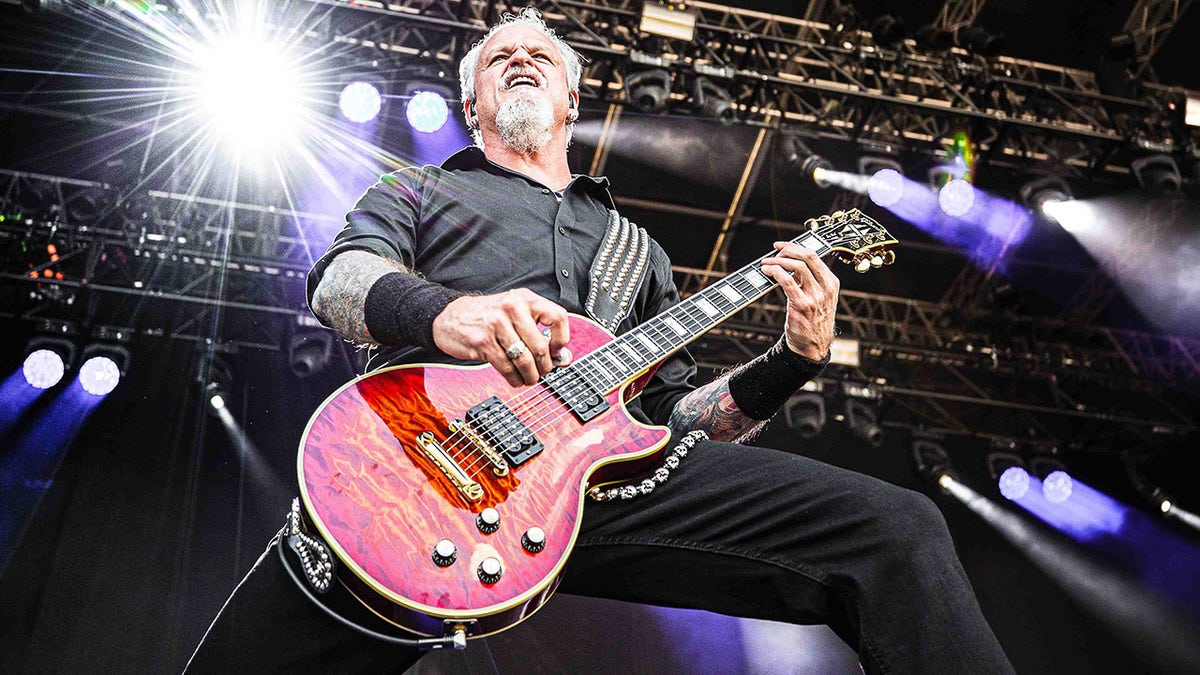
[584,209,651,332]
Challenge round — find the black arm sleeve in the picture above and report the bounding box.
[305,167,426,326]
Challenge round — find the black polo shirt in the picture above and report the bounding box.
[306,146,697,428]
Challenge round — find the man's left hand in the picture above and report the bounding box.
[759,241,840,361]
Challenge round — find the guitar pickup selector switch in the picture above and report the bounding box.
[476,507,501,534]
[431,539,457,567]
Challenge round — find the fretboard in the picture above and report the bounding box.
[567,229,833,393]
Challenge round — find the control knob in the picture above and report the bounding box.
[477,557,503,584]
[521,527,546,553]
[431,539,457,567]
[476,507,501,534]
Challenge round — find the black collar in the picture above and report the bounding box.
[440,146,614,208]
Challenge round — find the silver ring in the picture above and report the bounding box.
[505,341,528,361]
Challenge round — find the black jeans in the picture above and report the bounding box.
[186,439,1013,674]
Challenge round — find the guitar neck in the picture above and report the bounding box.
[572,229,835,394]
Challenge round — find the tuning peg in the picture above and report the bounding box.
[881,250,896,265]
[804,218,818,232]
[855,257,871,273]
[831,210,845,219]
[870,255,884,268]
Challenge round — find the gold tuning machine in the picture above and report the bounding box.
[881,250,896,265]
[854,257,872,273]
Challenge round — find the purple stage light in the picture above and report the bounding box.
[23,349,65,389]
[867,168,905,207]
[406,91,449,133]
[938,178,975,217]
[339,82,382,123]
[998,466,1031,501]
[1042,470,1074,504]
[79,356,120,396]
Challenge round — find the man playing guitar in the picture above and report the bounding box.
[187,9,1012,673]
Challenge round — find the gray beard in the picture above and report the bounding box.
[494,97,555,155]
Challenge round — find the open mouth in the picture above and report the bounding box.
[503,73,541,90]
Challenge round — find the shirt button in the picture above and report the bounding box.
[560,269,570,278]
[558,226,566,234]
[542,188,551,194]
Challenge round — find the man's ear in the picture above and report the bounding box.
[566,92,579,122]
[464,100,478,128]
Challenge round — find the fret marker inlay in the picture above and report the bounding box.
[719,285,742,303]
[664,317,686,336]
[637,334,659,353]
[695,297,718,317]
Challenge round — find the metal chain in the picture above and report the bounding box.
[587,430,708,502]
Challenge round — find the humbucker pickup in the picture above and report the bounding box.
[466,396,543,466]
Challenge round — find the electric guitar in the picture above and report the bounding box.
[297,208,896,639]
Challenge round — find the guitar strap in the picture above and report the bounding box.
[584,210,651,332]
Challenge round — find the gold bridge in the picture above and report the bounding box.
[450,418,509,477]
[416,431,484,502]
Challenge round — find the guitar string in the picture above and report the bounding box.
[437,261,799,478]
[433,240,846,478]
[444,281,761,477]
[440,311,694,477]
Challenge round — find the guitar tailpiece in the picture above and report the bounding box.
[286,498,337,594]
[587,431,708,502]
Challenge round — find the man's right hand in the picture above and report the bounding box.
[431,288,572,387]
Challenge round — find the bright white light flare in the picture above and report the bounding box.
[194,35,310,153]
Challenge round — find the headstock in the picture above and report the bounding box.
[797,208,898,273]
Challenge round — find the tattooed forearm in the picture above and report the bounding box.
[311,249,409,344]
[667,376,767,443]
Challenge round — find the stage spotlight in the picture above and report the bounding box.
[640,1,698,42]
[692,78,735,122]
[289,329,333,378]
[1042,470,1074,503]
[406,91,450,133]
[624,69,671,113]
[783,391,826,439]
[912,438,954,484]
[938,178,975,217]
[22,337,74,390]
[1032,452,1074,503]
[198,354,234,412]
[869,15,906,48]
[1020,176,1073,220]
[831,2,861,33]
[866,168,905,207]
[843,398,883,447]
[987,451,1031,501]
[78,345,129,396]
[1130,154,1182,196]
[782,136,833,188]
[958,26,1006,56]
[339,82,382,123]
[914,24,954,51]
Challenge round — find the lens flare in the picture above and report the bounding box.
[194,34,309,151]
[339,82,382,123]
[938,178,975,217]
[998,466,1031,501]
[406,91,449,133]
[23,349,66,389]
[79,356,121,396]
[867,168,905,207]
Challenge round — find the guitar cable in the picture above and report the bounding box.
[275,531,468,651]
